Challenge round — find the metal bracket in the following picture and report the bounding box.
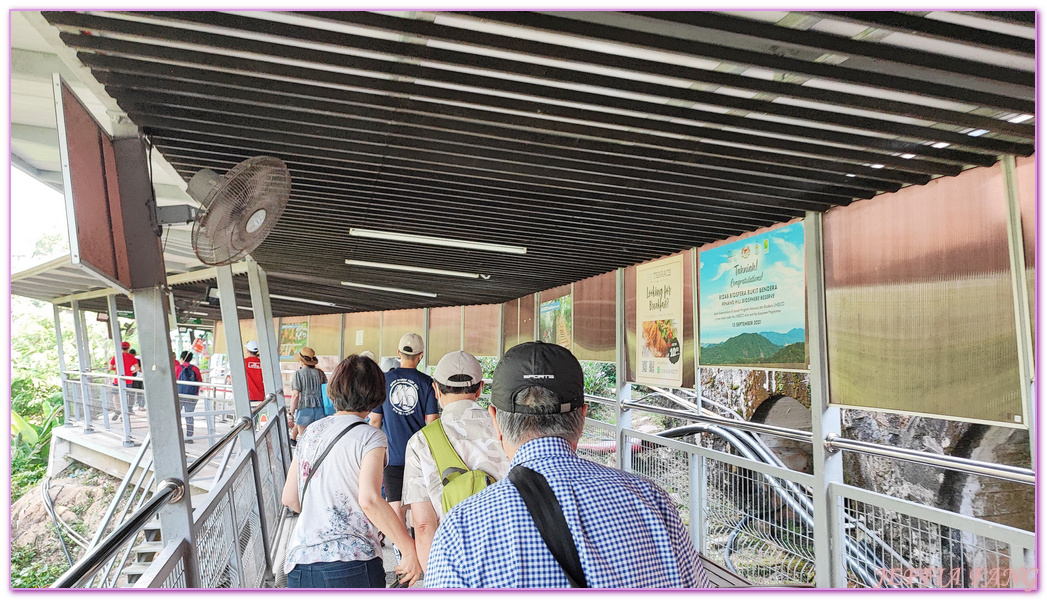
[155,204,198,226]
[824,433,841,454]
[159,478,186,504]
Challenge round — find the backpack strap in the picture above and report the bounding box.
[421,418,470,485]
[300,421,366,505]
[508,465,589,588]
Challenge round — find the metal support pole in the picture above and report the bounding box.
[216,266,257,451]
[221,263,275,581]
[691,248,702,404]
[690,454,706,553]
[108,295,134,446]
[497,303,506,358]
[53,304,74,425]
[131,285,199,586]
[169,291,183,358]
[1001,155,1035,468]
[378,312,384,360]
[614,268,633,472]
[70,300,94,432]
[422,307,430,372]
[338,313,345,360]
[806,212,845,588]
[459,305,465,352]
[533,293,540,341]
[247,261,289,468]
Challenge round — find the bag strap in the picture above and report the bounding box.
[508,465,589,588]
[421,418,469,485]
[300,421,366,505]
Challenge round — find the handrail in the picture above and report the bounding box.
[622,400,814,443]
[63,371,236,390]
[825,434,1035,485]
[51,478,184,588]
[186,394,277,477]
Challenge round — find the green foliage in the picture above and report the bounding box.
[11,398,63,501]
[580,361,616,398]
[11,545,68,588]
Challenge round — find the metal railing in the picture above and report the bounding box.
[51,395,281,589]
[610,389,1036,589]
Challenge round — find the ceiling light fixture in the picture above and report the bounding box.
[270,294,340,308]
[345,259,484,279]
[188,311,208,317]
[341,281,438,298]
[349,228,527,255]
[1007,114,1033,124]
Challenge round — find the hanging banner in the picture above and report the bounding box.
[635,254,685,386]
[699,222,806,368]
[279,321,309,360]
[538,295,572,350]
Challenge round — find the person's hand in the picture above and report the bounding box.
[287,412,295,427]
[394,546,423,587]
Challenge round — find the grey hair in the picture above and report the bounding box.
[497,386,585,447]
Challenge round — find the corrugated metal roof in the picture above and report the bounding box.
[25,10,1035,314]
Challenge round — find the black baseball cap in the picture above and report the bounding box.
[491,342,584,414]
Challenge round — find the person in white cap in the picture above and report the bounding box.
[368,333,439,528]
[244,340,265,403]
[401,350,510,572]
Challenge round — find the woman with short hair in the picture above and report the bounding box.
[281,355,422,588]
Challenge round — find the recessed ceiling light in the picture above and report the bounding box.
[270,294,339,308]
[967,129,990,137]
[932,142,950,149]
[188,311,208,317]
[345,259,483,279]
[1007,114,1033,124]
[341,281,438,298]
[349,228,527,255]
[900,154,916,159]
[870,164,884,169]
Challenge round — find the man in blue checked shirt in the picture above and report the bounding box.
[426,342,710,588]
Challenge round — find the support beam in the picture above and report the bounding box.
[806,212,845,588]
[614,268,632,472]
[1001,155,1035,469]
[70,300,93,432]
[53,304,73,424]
[247,260,289,467]
[130,285,199,586]
[108,294,134,446]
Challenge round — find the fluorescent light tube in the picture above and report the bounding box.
[345,259,482,279]
[188,311,208,316]
[269,294,339,308]
[341,281,437,298]
[349,228,527,255]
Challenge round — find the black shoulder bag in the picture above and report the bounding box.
[508,465,589,588]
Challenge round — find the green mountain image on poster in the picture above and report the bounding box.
[698,222,806,368]
[279,322,309,360]
[539,295,572,350]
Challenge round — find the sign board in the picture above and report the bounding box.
[538,295,572,350]
[279,322,309,360]
[699,222,806,368]
[635,255,685,386]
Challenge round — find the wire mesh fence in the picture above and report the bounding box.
[837,488,1032,589]
[702,456,815,586]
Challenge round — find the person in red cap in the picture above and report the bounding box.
[109,340,139,419]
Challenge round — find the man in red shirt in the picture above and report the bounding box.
[109,341,138,418]
[244,340,265,403]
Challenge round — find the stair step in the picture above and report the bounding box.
[132,540,165,555]
[122,561,152,584]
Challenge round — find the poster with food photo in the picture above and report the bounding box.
[635,255,684,386]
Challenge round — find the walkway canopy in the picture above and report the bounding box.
[12,11,1035,317]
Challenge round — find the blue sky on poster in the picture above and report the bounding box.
[698,222,805,345]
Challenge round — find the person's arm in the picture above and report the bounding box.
[368,411,383,429]
[425,414,439,424]
[281,456,301,512]
[358,447,422,586]
[424,383,439,423]
[409,500,439,572]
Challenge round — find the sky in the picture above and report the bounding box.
[10,167,69,272]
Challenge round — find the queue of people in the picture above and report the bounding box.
[278,333,711,589]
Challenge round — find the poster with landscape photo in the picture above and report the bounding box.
[278,321,309,360]
[699,222,806,369]
[539,295,572,350]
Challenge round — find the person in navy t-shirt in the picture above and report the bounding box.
[368,332,439,527]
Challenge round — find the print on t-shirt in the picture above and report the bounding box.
[389,378,420,415]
